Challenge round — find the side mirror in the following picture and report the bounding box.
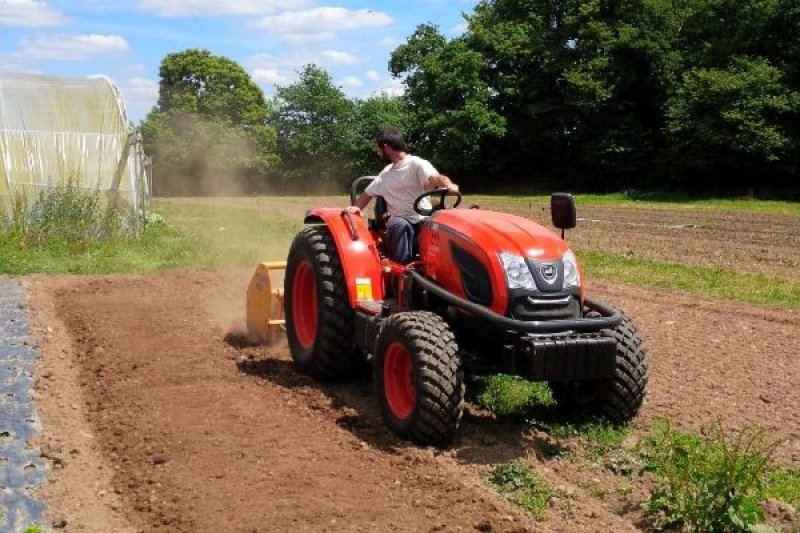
[551,192,577,231]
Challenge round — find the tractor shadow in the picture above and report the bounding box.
[235,353,574,465]
[235,354,401,452]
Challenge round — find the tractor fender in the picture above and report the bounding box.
[304,207,384,307]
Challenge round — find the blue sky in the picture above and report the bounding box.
[0,0,477,122]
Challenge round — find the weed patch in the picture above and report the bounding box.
[641,421,788,532]
[0,183,201,274]
[542,418,630,459]
[488,461,556,520]
[766,467,800,508]
[471,375,554,418]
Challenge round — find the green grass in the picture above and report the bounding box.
[766,467,800,508]
[472,375,555,417]
[581,251,800,309]
[543,418,630,458]
[0,222,198,274]
[23,526,43,533]
[488,461,556,520]
[0,192,304,274]
[3,190,799,313]
[155,200,301,268]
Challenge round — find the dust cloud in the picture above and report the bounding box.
[151,114,272,198]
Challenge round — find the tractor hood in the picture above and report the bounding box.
[430,209,570,260]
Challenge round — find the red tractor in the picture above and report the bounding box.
[281,180,647,444]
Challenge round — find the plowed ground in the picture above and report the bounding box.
[24,204,800,533]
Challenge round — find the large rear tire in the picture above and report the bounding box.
[285,225,365,380]
[374,312,464,445]
[550,314,647,423]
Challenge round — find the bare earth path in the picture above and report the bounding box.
[24,268,799,532]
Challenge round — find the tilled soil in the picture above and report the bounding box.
[25,267,799,532]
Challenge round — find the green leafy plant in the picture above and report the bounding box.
[1,176,131,253]
[488,461,556,520]
[472,374,554,417]
[642,421,778,532]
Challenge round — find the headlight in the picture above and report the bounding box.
[563,250,580,289]
[498,251,536,290]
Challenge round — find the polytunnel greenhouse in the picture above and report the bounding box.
[0,72,150,225]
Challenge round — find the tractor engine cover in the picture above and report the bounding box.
[418,209,580,319]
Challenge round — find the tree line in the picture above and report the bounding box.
[141,0,800,197]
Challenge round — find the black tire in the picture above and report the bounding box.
[284,225,365,380]
[550,314,647,423]
[374,312,464,445]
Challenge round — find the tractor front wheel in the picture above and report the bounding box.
[285,225,365,380]
[374,312,464,445]
[550,314,647,423]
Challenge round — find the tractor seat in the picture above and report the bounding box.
[368,196,389,232]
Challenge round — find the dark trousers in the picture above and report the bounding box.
[386,216,419,264]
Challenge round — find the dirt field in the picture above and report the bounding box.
[22,203,800,532]
[483,200,800,281]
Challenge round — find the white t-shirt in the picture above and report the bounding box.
[365,155,437,223]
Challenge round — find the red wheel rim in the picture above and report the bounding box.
[292,261,318,349]
[384,342,416,420]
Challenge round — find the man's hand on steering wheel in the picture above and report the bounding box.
[413,187,463,216]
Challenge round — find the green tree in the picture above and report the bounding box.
[156,48,269,127]
[391,0,800,194]
[466,0,678,187]
[390,24,505,179]
[272,64,359,191]
[351,95,411,176]
[141,49,277,195]
[666,57,799,185]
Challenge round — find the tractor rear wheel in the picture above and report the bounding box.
[550,314,647,423]
[285,225,365,380]
[374,312,464,445]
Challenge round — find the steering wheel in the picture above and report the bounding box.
[413,187,463,216]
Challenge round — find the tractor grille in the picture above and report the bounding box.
[509,293,581,321]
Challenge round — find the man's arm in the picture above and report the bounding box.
[425,173,459,193]
[345,191,372,215]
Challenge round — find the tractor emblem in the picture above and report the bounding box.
[540,264,557,283]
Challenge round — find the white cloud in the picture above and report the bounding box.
[449,22,467,35]
[251,67,290,86]
[248,53,307,91]
[251,7,392,42]
[18,33,129,60]
[120,76,158,120]
[0,0,67,27]
[124,76,158,100]
[378,36,398,47]
[248,49,364,91]
[319,50,360,65]
[137,0,312,17]
[366,70,381,82]
[339,75,362,89]
[373,77,404,98]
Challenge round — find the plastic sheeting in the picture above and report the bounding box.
[0,281,47,531]
[0,72,150,223]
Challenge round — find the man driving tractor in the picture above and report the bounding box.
[348,129,459,263]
